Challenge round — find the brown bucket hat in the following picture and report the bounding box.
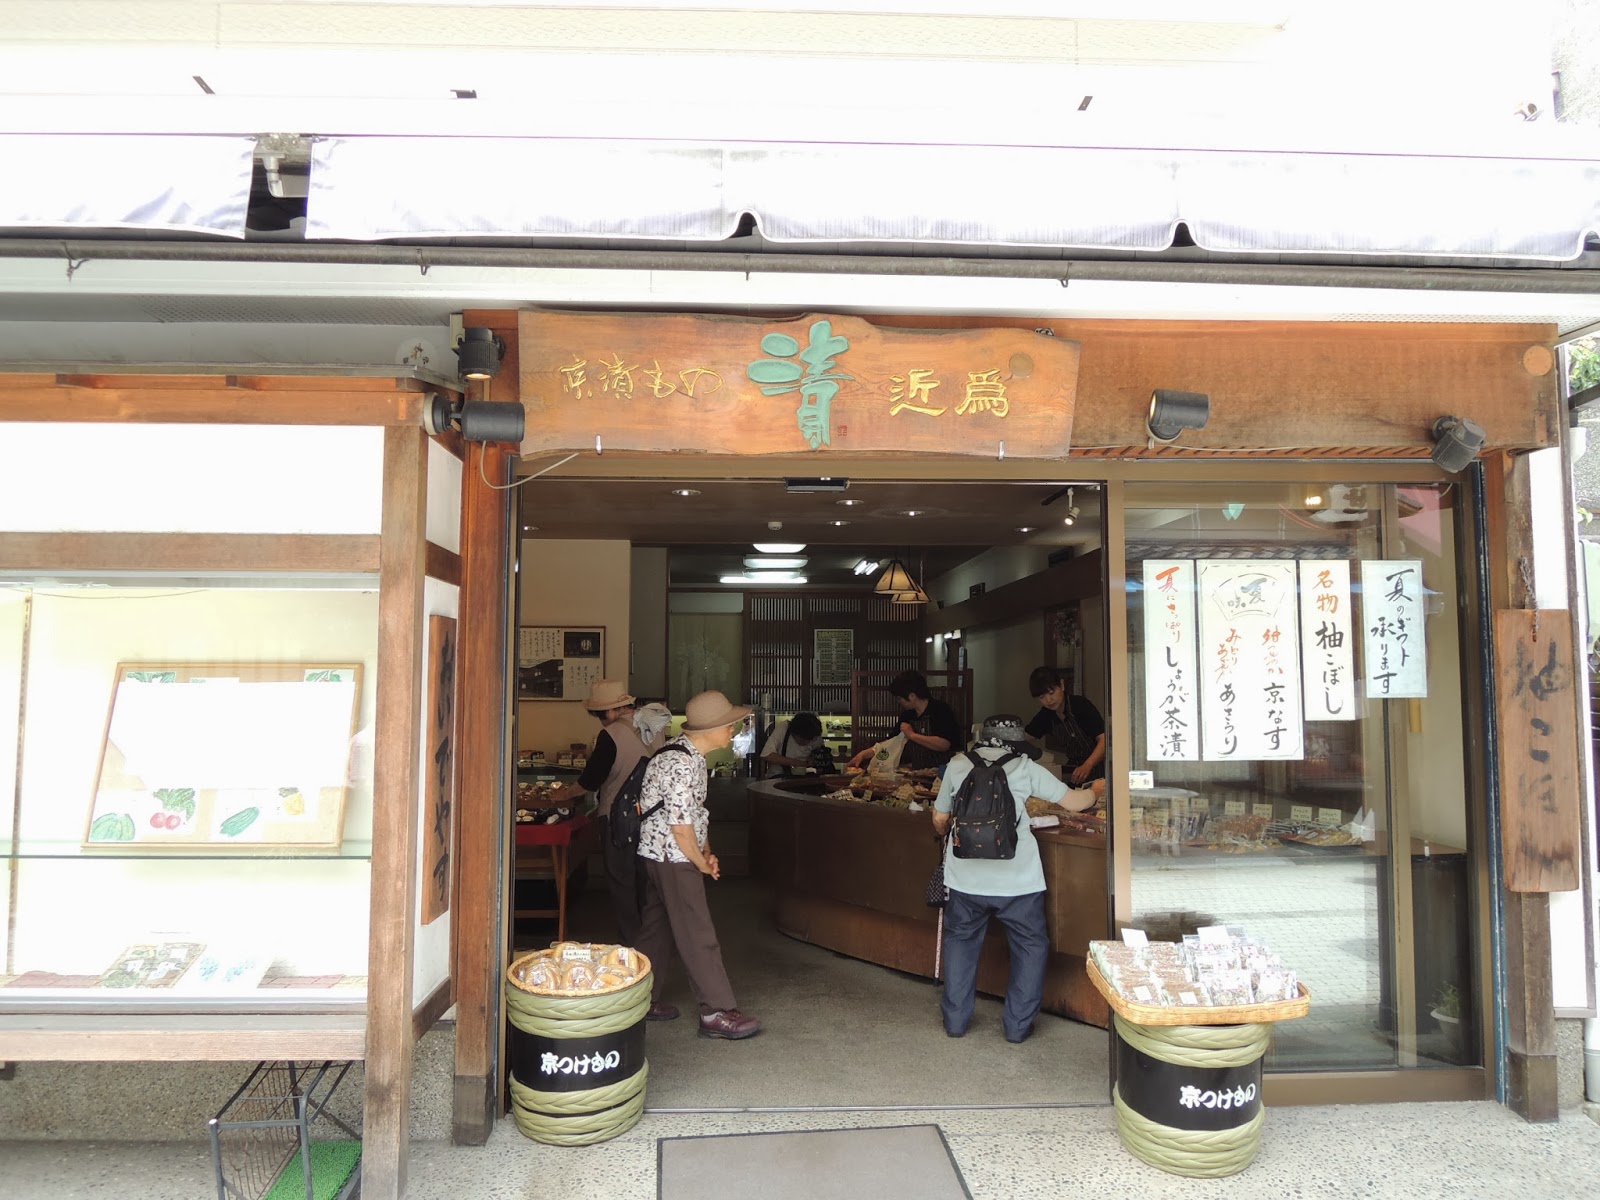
[582,679,637,712]
[682,690,752,731]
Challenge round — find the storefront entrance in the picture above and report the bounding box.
[505,461,1493,1109]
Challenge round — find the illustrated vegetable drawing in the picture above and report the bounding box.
[219,807,260,837]
[154,788,196,821]
[90,812,136,842]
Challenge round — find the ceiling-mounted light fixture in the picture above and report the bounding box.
[455,327,507,381]
[421,393,525,443]
[671,488,701,497]
[744,556,808,569]
[852,558,880,576]
[1429,415,1487,473]
[721,572,808,585]
[1062,486,1080,527]
[753,542,806,554]
[1147,389,1211,446]
[873,559,917,595]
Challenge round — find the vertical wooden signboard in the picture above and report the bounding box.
[424,614,457,924]
[1495,610,1580,893]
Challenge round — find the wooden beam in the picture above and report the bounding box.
[425,541,463,587]
[0,386,426,427]
[925,550,1102,636]
[450,441,513,1145]
[412,978,454,1043]
[0,533,380,574]
[1483,449,1560,1122]
[0,1013,366,1062]
[365,426,428,1200]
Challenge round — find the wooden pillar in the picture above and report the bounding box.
[364,426,429,1197]
[1484,450,1559,1122]
[451,439,513,1143]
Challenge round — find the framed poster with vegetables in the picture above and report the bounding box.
[84,662,363,852]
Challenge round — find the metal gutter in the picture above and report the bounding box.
[3,238,1600,295]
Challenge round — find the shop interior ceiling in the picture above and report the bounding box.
[519,479,1104,589]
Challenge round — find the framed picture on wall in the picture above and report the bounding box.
[518,626,606,701]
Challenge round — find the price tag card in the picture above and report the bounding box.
[1169,796,1188,813]
[1291,804,1315,823]
[1130,807,1145,824]
[1133,985,1155,1003]
[560,945,593,962]
[1121,928,1150,947]
[1224,800,1247,816]
[1317,807,1343,827]
[1128,770,1154,791]
[1197,925,1231,944]
[1251,803,1275,819]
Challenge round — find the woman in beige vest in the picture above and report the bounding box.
[552,680,654,945]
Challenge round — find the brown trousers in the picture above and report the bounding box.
[636,857,737,1014]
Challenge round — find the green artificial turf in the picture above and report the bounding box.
[262,1140,361,1200]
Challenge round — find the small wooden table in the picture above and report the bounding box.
[514,815,593,943]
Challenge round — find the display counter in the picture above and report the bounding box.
[747,777,1111,1029]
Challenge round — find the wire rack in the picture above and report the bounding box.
[207,1061,360,1200]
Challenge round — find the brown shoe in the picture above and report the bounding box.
[698,1009,762,1040]
[647,1002,680,1022]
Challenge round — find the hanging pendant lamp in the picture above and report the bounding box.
[873,558,917,595]
[890,585,930,605]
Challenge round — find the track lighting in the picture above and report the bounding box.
[1429,415,1486,473]
[422,393,525,443]
[1147,389,1211,445]
[455,327,506,381]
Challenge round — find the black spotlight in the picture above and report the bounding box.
[422,393,525,443]
[1147,389,1211,444]
[455,327,506,380]
[1430,415,1486,473]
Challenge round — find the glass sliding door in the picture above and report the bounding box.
[1121,481,1481,1072]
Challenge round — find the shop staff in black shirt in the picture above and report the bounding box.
[851,670,964,771]
[1024,665,1106,785]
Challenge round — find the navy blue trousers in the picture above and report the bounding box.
[940,888,1049,1042]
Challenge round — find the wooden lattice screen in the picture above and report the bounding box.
[745,592,924,731]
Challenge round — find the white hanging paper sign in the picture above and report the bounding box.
[1360,559,1428,698]
[1298,560,1357,721]
[1142,560,1200,761]
[1197,560,1305,761]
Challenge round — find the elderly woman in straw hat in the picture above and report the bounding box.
[634,690,762,1040]
[549,679,655,945]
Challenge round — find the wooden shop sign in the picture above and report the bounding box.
[518,311,1079,457]
[1495,610,1581,892]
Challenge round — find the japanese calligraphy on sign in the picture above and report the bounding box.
[1197,560,1304,761]
[423,615,457,925]
[518,311,1080,457]
[1359,559,1428,698]
[517,625,605,702]
[1494,610,1581,892]
[1297,560,1356,722]
[1142,560,1199,761]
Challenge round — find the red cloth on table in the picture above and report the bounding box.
[515,814,591,847]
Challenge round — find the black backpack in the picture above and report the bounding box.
[608,743,691,852]
[949,750,1023,860]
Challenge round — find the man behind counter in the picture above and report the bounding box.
[1024,665,1106,785]
[848,670,965,772]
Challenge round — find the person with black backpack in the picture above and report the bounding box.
[632,690,763,1040]
[931,713,1095,1044]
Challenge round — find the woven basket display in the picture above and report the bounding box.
[504,943,654,1147]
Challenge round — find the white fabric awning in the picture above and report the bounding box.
[0,135,257,238]
[306,134,1600,262]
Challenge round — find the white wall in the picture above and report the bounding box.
[518,539,631,754]
[0,424,383,534]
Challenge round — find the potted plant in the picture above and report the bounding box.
[1431,982,1465,1061]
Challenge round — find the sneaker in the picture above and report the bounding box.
[698,1009,762,1040]
[647,1002,680,1022]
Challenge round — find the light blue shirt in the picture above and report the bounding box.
[934,746,1071,897]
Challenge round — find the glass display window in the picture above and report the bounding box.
[1,581,377,1010]
[1122,481,1480,1071]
